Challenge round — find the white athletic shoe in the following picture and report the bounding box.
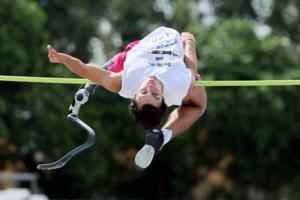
[134,144,155,169]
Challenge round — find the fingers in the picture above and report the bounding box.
[181,32,196,46]
[181,32,191,36]
[181,32,190,36]
[47,44,59,63]
[47,44,56,53]
[181,32,195,39]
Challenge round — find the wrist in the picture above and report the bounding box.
[183,38,196,46]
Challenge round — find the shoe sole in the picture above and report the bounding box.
[135,144,155,169]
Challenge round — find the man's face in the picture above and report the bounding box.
[134,76,163,108]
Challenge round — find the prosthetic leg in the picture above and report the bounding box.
[37,84,98,170]
[37,62,111,170]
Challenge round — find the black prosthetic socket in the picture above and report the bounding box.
[145,128,164,154]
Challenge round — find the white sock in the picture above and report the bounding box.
[162,128,173,146]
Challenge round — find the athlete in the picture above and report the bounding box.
[47,26,207,169]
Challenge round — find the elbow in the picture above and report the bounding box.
[196,89,207,117]
[194,98,206,118]
[199,99,207,116]
[201,91,207,115]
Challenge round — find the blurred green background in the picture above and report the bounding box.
[1,0,300,199]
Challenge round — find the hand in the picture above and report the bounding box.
[181,32,196,46]
[47,45,62,63]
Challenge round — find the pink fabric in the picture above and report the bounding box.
[107,40,140,72]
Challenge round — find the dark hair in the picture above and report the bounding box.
[129,100,167,130]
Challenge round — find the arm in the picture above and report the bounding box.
[47,45,121,93]
[181,32,197,81]
[162,33,205,137]
[162,86,207,138]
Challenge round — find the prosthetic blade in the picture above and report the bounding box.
[37,115,96,170]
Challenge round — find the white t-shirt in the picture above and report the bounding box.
[119,26,192,106]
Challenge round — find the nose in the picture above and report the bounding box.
[146,83,156,93]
